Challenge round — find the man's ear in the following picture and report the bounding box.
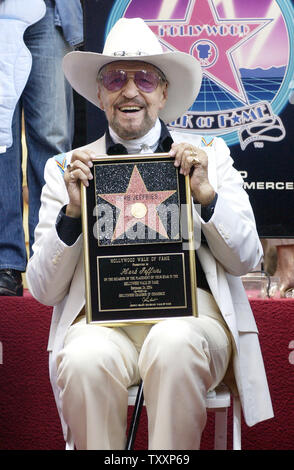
[97,85,104,110]
[160,82,168,109]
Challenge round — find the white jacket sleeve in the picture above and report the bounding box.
[26,157,83,306]
[193,137,263,276]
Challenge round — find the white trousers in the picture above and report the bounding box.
[56,289,232,450]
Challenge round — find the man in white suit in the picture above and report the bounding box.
[26,18,273,450]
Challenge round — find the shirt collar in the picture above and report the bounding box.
[106,120,173,155]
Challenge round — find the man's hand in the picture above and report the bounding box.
[63,149,95,218]
[169,142,215,206]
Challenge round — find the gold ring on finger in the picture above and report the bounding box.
[191,156,201,165]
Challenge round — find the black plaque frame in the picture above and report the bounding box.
[81,153,197,325]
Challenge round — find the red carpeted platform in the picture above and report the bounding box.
[0,291,293,450]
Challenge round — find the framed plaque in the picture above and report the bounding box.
[81,153,198,326]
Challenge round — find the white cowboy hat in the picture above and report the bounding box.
[62,17,202,124]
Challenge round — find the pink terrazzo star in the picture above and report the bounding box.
[99,165,176,241]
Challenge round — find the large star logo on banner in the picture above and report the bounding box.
[146,0,272,104]
[98,165,176,241]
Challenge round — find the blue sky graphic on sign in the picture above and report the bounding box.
[106,0,294,149]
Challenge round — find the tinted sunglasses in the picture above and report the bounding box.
[99,69,165,93]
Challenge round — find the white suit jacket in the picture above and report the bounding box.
[26,131,274,441]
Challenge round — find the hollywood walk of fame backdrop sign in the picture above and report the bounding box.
[81,153,197,325]
[84,0,294,237]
